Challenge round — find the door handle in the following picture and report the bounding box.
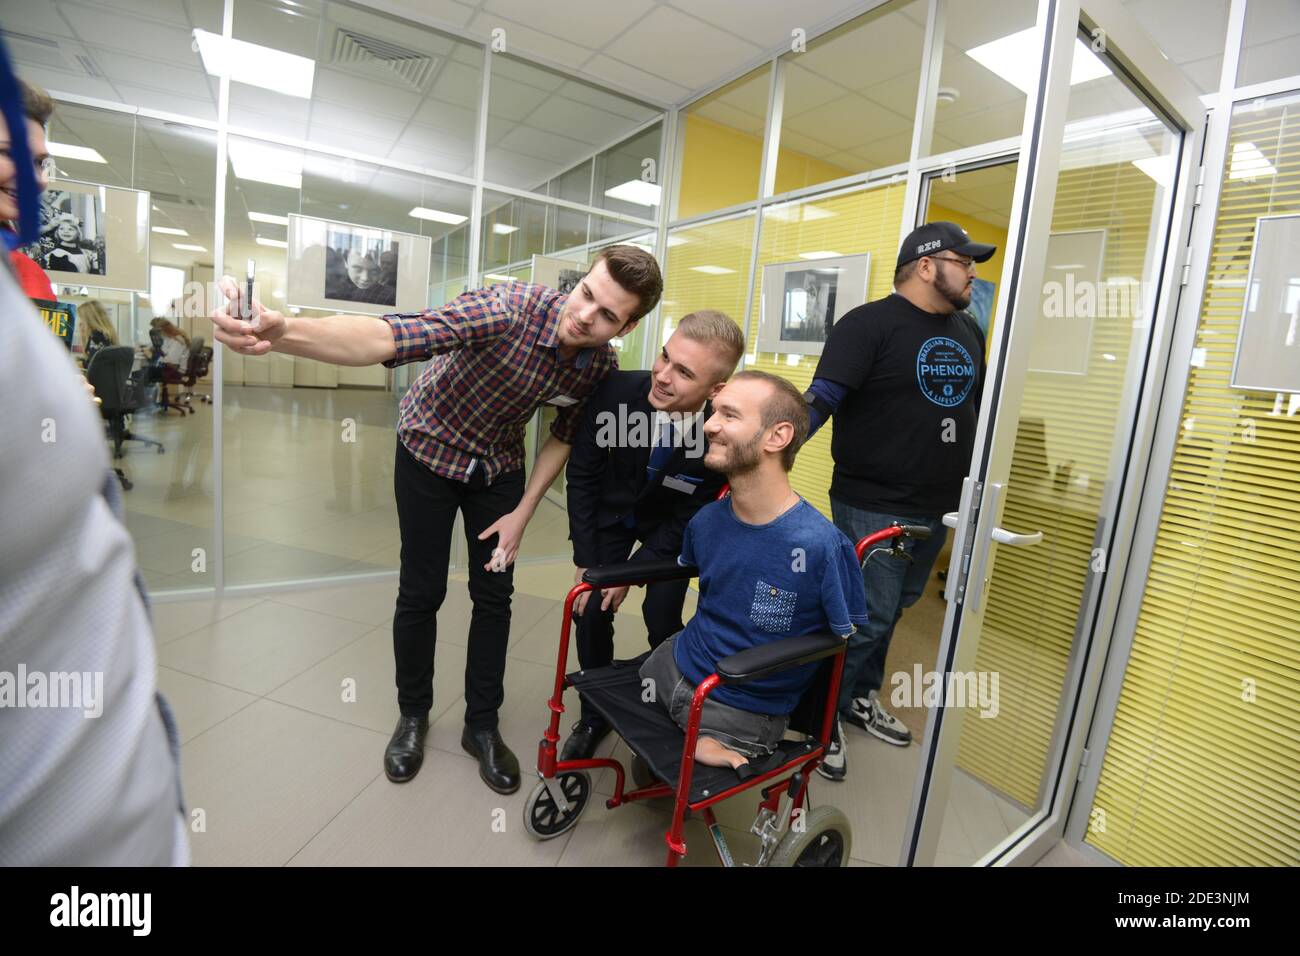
[942,512,959,529]
[990,527,1043,546]
[965,481,1043,612]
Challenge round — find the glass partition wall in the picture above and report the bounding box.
[11,0,665,596]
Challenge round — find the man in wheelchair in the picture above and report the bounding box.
[638,370,868,774]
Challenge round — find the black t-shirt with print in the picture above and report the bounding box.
[813,292,985,517]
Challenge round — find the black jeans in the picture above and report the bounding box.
[575,523,689,723]
[392,441,524,730]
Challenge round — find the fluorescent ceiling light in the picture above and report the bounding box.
[799,251,842,260]
[256,236,288,248]
[47,141,107,163]
[228,140,302,189]
[965,28,1110,96]
[690,265,734,275]
[492,223,519,235]
[1229,141,1275,180]
[249,211,289,226]
[151,226,188,236]
[1132,155,1175,187]
[173,243,207,252]
[410,206,468,225]
[604,180,662,206]
[192,28,315,99]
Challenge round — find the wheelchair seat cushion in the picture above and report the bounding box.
[568,655,821,805]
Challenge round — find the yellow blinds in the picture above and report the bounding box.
[1088,94,1300,865]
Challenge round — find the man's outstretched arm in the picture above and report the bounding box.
[209,275,396,366]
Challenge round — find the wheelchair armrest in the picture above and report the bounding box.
[715,632,845,685]
[581,559,699,589]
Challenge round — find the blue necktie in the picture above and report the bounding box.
[646,420,673,483]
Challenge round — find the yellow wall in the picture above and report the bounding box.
[676,114,856,221]
[745,183,909,519]
[926,202,1010,354]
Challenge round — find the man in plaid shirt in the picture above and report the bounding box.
[210,245,663,794]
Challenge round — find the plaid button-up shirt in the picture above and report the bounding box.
[382,281,617,483]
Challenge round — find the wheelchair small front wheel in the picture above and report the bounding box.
[768,805,852,867]
[523,771,591,840]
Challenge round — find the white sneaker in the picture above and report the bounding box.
[816,718,847,781]
[845,693,912,746]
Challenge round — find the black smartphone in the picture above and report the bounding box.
[242,258,255,322]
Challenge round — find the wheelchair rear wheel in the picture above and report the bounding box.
[769,805,852,867]
[523,771,591,840]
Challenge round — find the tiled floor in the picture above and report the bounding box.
[157,568,1072,867]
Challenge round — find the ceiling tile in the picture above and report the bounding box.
[469,11,593,70]
[603,6,761,92]
[366,0,478,30]
[488,72,553,121]
[428,59,485,109]
[580,54,689,105]
[410,99,478,138]
[665,0,859,48]
[524,96,635,150]
[313,67,424,120]
[482,0,655,48]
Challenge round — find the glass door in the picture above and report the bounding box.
[901,0,1202,865]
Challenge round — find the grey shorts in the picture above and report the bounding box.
[638,633,789,760]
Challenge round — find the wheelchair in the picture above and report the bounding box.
[523,521,933,866]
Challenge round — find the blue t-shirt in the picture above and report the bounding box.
[673,497,869,715]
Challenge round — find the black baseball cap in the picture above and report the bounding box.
[896,221,996,269]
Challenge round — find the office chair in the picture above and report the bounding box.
[86,346,165,490]
[175,335,213,412]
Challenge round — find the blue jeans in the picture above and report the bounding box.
[830,498,948,714]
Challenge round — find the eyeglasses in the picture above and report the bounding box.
[929,254,977,273]
[0,146,57,178]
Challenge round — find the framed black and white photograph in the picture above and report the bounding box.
[286,215,432,316]
[325,225,398,307]
[35,188,105,275]
[25,180,150,293]
[759,253,870,356]
[557,268,585,295]
[532,254,589,295]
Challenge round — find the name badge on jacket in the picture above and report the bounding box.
[662,474,701,494]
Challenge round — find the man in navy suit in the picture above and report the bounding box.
[562,310,744,759]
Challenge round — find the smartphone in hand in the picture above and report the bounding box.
[242,258,256,323]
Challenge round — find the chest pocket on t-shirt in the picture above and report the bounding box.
[750,580,797,634]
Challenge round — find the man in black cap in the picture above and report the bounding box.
[802,221,996,780]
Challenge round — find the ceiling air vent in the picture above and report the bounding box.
[330,29,439,91]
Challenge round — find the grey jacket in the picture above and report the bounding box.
[0,256,187,865]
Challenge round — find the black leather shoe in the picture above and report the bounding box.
[384,715,429,783]
[560,716,611,762]
[460,726,520,794]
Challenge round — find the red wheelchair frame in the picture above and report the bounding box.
[532,521,926,866]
